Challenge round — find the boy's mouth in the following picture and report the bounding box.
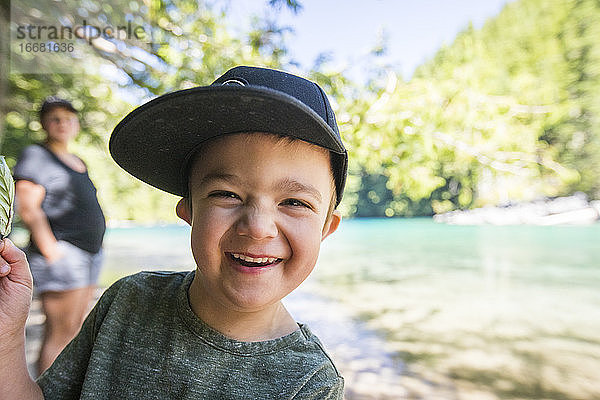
[227,252,283,268]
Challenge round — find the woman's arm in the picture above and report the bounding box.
[15,180,61,262]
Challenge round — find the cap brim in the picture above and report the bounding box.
[109,85,346,197]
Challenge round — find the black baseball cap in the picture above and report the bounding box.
[109,66,348,206]
[40,96,77,118]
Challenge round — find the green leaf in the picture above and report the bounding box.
[0,156,15,239]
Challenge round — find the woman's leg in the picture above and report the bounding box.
[37,287,90,374]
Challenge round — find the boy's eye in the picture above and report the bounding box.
[281,198,311,209]
[209,191,240,200]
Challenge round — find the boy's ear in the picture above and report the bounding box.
[321,210,341,241]
[176,198,192,225]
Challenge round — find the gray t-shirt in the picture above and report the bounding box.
[37,271,344,399]
[13,144,105,254]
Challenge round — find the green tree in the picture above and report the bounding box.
[336,0,600,217]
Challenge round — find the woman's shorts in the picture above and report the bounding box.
[27,240,103,294]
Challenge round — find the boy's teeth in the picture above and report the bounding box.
[231,253,277,263]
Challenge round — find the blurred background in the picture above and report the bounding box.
[2,0,600,399]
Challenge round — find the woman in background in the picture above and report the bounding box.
[13,97,106,375]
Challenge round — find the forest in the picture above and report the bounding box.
[1,0,599,221]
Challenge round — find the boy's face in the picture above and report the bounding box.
[177,133,341,313]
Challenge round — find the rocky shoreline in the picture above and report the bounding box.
[434,192,600,225]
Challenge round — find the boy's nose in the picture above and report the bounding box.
[236,206,278,240]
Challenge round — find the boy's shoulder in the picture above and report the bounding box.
[107,269,188,292]
[115,270,190,289]
[294,324,344,379]
[97,270,192,315]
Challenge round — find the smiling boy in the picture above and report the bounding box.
[0,66,347,399]
[179,133,340,342]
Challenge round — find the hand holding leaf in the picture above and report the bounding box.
[0,158,33,340]
[0,156,15,240]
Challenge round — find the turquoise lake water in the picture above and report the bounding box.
[101,218,600,399]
